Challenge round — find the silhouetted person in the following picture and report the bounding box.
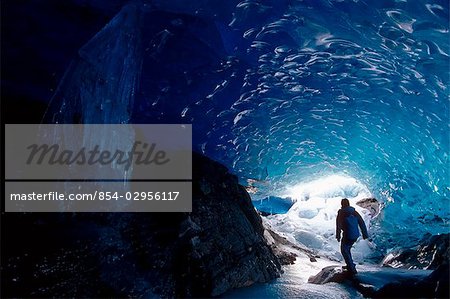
[336,198,368,274]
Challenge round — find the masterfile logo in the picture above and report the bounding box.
[4,124,192,212]
[26,141,170,170]
[5,124,191,180]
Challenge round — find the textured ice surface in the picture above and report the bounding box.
[46,0,449,246]
[170,0,448,247]
[45,3,143,124]
[253,196,295,215]
[44,4,143,192]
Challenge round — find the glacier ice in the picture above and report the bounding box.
[44,0,449,246]
[43,4,144,202]
[45,3,143,124]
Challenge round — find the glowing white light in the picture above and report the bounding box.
[283,174,371,201]
[268,174,374,261]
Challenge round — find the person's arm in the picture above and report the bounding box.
[336,210,342,241]
[355,211,369,239]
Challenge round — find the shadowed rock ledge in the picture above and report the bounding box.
[308,233,450,298]
[1,152,281,298]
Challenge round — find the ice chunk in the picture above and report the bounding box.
[45,3,143,124]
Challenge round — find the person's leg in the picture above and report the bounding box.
[340,238,357,273]
[340,240,351,267]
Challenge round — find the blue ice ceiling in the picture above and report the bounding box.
[43,0,449,242]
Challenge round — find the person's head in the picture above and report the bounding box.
[341,198,350,208]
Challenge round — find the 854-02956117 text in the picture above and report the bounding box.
[5,181,192,212]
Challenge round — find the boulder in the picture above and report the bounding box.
[382,233,449,270]
[308,265,439,298]
[307,266,353,284]
[380,233,449,298]
[309,233,450,299]
[262,221,320,265]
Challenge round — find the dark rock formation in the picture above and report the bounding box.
[1,152,281,298]
[308,265,441,298]
[262,222,320,265]
[184,153,282,296]
[382,233,449,270]
[368,266,449,298]
[380,232,449,298]
[422,262,450,298]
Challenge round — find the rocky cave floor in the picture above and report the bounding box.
[224,221,449,298]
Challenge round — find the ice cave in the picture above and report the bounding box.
[2,0,449,298]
